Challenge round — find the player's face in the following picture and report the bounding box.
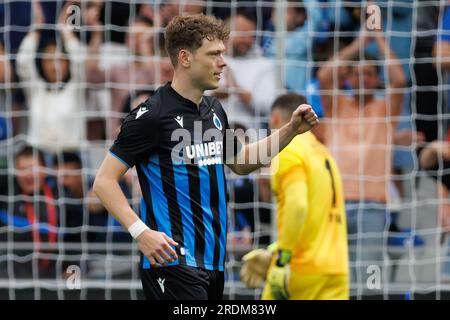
[189,38,227,91]
[15,156,46,195]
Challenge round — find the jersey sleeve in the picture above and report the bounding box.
[271,144,305,190]
[271,142,308,252]
[277,168,308,252]
[109,102,159,168]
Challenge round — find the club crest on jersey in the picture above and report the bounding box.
[213,113,222,130]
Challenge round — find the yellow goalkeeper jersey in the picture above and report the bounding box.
[271,132,348,275]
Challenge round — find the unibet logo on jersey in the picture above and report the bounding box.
[171,119,228,167]
[184,141,223,167]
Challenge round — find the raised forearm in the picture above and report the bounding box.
[376,36,406,88]
[339,36,366,61]
[16,32,40,81]
[232,122,297,175]
[17,32,39,61]
[60,25,78,44]
[85,31,106,83]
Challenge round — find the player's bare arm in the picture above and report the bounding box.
[93,153,178,267]
[372,29,406,118]
[226,104,318,175]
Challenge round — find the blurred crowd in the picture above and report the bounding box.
[0,0,448,288]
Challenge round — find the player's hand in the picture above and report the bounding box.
[240,249,272,289]
[289,104,319,135]
[266,264,290,300]
[136,229,178,267]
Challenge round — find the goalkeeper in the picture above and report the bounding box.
[241,93,349,300]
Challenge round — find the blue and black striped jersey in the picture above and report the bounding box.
[110,83,241,271]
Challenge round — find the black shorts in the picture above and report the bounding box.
[140,265,224,300]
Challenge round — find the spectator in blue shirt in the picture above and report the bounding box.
[263,0,321,93]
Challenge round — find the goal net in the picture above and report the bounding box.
[0,0,449,300]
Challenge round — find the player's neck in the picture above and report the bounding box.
[171,74,203,108]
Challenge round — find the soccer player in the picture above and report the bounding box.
[93,15,318,300]
[241,93,349,300]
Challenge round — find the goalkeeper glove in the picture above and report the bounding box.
[240,248,272,289]
[266,249,292,300]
